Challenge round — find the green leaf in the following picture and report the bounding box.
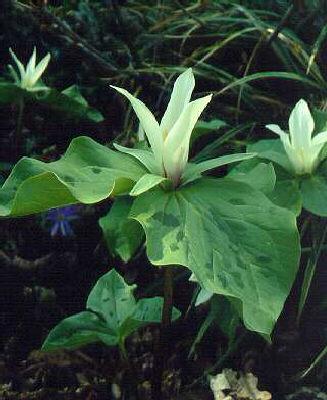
[312,108,327,134]
[133,296,181,323]
[86,269,137,331]
[41,311,118,352]
[131,178,300,335]
[0,81,25,104]
[248,139,293,173]
[211,296,239,346]
[191,118,227,144]
[120,296,181,341]
[228,159,302,214]
[301,174,327,216]
[42,269,181,352]
[61,85,88,106]
[35,85,104,122]
[130,174,168,196]
[218,71,322,96]
[189,296,239,358]
[99,197,144,262]
[228,161,276,194]
[268,177,302,215]
[0,136,146,217]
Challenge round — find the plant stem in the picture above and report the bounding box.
[162,267,174,329]
[295,344,327,380]
[297,217,327,325]
[154,266,174,399]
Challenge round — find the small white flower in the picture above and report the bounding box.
[266,99,327,175]
[8,47,51,92]
[110,68,212,186]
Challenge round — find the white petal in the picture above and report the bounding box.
[163,94,212,183]
[160,68,195,136]
[266,123,292,147]
[30,53,51,86]
[288,99,314,149]
[9,48,25,81]
[26,47,36,78]
[266,124,287,138]
[110,85,163,163]
[182,153,255,185]
[113,143,161,175]
[8,65,19,84]
[312,130,327,146]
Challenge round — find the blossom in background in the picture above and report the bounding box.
[266,99,327,175]
[110,68,212,186]
[8,47,51,92]
[45,206,79,237]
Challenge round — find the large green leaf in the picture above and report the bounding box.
[247,139,293,173]
[42,269,181,352]
[267,177,302,215]
[301,174,327,216]
[228,159,302,214]
[0,136,146,217]
[131,178,300,335]
[99,197,144,262]
[228,161,276,194]
[42,311,118,352]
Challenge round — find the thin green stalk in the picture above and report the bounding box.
[119,338,140,400]
[162,267,174,329]
[154,266,174,399]
[297,218,327,325]
[295,345,327,380]
[186,331,247,390]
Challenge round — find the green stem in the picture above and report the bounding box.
[162,267,174,329]
[186,331,247,389]
[154,266,174,399]
[119,338,140,400]
[118,338,128,361]
[296,345,327,380]
[297,217,327,325]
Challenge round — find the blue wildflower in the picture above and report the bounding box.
[45,205,79,237]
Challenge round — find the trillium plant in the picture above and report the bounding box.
[0,67,304,362]
[0,48,103,123]
[9,47,51,92]
[249,99,327,216]
[266,99,327,175]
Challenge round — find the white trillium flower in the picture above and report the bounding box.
[266,99,327,175]
[110,68,212,186]
[8,47,51,92]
